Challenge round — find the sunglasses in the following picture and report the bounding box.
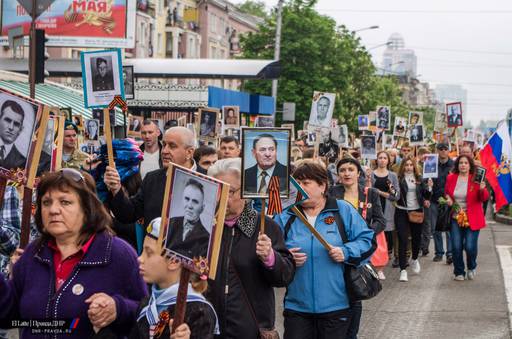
[59,168,85,183]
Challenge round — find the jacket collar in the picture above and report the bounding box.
[329,185,366,213]
[287,196,338,216]
[236,203,258,238]
[34,231,113,267]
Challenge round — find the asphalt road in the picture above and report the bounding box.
[275,220,511,339]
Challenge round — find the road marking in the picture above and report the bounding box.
[496,245,512,330]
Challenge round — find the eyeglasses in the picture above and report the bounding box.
[229,187,241,197]
[59,168,85,183]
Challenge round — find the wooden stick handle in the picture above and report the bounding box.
[20,187,33,248]
[172,268,191,334]
[103,108,115,168]
[0,178,7,211]
[291,206,331,251]
[259,198,266,234]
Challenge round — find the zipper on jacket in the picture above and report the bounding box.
[224,227,235,300]
[311,219,316,313]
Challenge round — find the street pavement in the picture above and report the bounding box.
[275,219,512,339]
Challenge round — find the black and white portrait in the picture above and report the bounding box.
[423,154,438,179]
[123,65,134,100]
[360,135,376,160]
[81,49,124,108]
[199,109,218,138]
[242,128,290,198]
[393,117,407,137]
[434,111,447,132]
[309,91,335,128]
[319,128,339,158]
[38,118,56,174]
[474,166,486,183]
[383,133,394,147]
[377,106,391,130]
[446,102,463,127]
[85,119,100,141]
[0,90,39,171]
[358,115,369,131]
[61,107,73,121]
[72,114,83,131]
[409,124,424,145]
[255,116,274,128]
[408,111,423,127]
[165,169,219,260]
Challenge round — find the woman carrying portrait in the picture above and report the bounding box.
[0,169,147,338]
[206,158,295,339]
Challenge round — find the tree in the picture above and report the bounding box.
[237,0,268,19]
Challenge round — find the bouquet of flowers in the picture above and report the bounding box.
[438,197,469,228]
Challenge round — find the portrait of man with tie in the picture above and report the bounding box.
[0,91,38,171]
[165,177,213,260]
[242,129,290,198]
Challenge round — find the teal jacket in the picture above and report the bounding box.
[274,198,374,313]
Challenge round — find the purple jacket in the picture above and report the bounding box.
[0,231,148,338]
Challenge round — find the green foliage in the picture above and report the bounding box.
[237,0,268,18]
[239,0,434,134]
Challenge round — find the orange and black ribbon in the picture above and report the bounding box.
[266,176,283,215]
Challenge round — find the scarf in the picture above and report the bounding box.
[138,282,219,334]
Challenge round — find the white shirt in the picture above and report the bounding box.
[257,165,275,192]
[305,213,318,228]
[140,150,160,179]
[405,173,420,210]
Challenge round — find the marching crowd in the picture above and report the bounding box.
[0,118,491,339]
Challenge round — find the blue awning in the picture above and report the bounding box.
[207,86,274,115]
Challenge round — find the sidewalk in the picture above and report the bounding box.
[358,222,510,339]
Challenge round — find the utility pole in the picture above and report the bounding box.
[271,0,283,111]
[28,0,37,99]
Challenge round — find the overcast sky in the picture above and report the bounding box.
[257,0,512,126]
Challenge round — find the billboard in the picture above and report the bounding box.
[0,0,136,48]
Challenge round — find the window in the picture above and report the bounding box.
[166,32,173,57]
[210,45,217,59]
[210,13,216,33]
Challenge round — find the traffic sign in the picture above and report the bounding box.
[16,0,55,19]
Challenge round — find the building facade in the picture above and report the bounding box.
[382,33,417,77]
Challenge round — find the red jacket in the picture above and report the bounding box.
[445,173,489,231]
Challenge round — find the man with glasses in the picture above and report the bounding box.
[430,143,454,264]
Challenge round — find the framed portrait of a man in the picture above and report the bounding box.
[222,106,240,128]
[37,117,56,174]
[409,124,424,145]
[255,116,274,128]
[72,114,84,132]
[157,164,229,278]
[198,108,219,139]
[241,128,291,199]
[393,117,407,137]
[360,135,376,160]
[423,154,438,179]
[338,124,348,147]
[0,89,40,174]
[446,102,463,128]
[358,115,369,131]
[123,65,134,100]
[319,128,339,158]
[309,91,335,128]
[81,49,124,108]
[377,106,391,130]
[434,111,447,132]
[128,115,144,138]
[408,111,423,127]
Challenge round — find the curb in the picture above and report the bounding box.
[496,213,512,225]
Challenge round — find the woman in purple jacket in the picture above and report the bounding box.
[0,169,147,338]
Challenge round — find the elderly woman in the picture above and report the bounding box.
[275,161,374,339]
[329,156,384,339]
[0,169,147,338]
[206,158,295,339]
[445,155,488,281]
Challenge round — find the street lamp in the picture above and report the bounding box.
[367,41,392,51]
[353,25,379,33]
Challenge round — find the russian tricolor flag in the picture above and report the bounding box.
[480,122,512,211]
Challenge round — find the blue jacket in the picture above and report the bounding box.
[274,198,374,313]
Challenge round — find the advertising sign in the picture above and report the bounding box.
[0,0,136,48]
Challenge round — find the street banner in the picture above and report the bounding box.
[1,0,136,48]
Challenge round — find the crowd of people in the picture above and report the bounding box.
[0,118,493,339]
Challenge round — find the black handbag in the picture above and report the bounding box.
[435,204,451,232]
[333,212,382,302]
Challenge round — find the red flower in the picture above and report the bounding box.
[324,216,335,225]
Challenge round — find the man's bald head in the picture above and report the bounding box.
[161,126,196,168]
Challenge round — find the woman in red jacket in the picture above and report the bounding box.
[444,155,489,281]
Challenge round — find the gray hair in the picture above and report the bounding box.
[165,126,196,148]
[208,158,241,178]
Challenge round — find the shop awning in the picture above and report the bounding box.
[207,86,275,115]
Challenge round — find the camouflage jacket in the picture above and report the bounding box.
[62,148,90,170]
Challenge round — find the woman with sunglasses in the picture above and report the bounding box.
[0,169,148,338]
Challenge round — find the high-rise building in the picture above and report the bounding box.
[434,84,468,114]
[381,33,417,77]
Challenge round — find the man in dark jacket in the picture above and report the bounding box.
[429,143,454,264]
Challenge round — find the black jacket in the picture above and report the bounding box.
[396,176,432,209]
[0,144,26,170]
[166,216,210,259]
[328,185,386,234]
[432,158,454,202]
[207,204,295,339]
[92,298,216,339]
[109,168,167,228]
[243,161,288,194]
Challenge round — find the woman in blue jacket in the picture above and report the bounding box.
[275,161,374,339]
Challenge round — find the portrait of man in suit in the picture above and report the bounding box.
[165,178,211,259]
[447,104,463,127]
[92,57,114,92]
[243,132,288,197]
[0,100,28,170]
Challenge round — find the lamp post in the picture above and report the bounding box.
[271,0,284,111]
[368,41,393,51]
[353,25,379,33]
